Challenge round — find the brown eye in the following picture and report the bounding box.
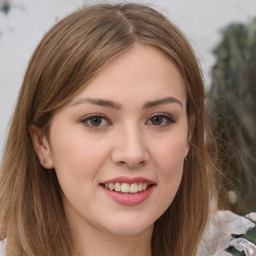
[90,116,103,126]
[150,116,163,125]
[147,114,175,126]
[81,114,110,128]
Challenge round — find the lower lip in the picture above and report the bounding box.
[102,186,154,206]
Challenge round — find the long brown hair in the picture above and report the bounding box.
[0,3,216,256]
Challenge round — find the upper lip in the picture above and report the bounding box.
[101,176,155,185]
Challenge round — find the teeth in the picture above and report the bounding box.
[130,183,138,193]
[121,183,130,193]
[115,183,121,192]
[109,183,115,191]
[104,182,149,193]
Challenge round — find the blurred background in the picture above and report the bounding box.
[0,0,256,214]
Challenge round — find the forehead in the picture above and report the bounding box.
[69,44,187,107]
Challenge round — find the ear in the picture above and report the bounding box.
[29,125,54,169]
[185,114,195,156]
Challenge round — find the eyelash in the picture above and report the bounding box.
[147,113,176,127]
[80,114,111,128]
[80,113,175,128]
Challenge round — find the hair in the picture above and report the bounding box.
[0,3,217,256]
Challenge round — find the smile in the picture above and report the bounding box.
[100,177,156,206]
[103,182,151,194]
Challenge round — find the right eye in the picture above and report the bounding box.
[80,114,110,127]
[146,113,175,127]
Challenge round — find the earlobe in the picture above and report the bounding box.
[29,125,54,169]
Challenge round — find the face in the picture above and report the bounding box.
[35,44,191,239]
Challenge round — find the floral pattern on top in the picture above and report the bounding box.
[198,211,256,256]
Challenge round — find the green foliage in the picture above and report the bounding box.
[208,19,256,214]
[232,227,256,244]
[226,247,246,256]
[1,1,10,14]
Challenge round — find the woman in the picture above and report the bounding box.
[0,3,254,256]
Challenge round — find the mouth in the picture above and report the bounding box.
[100,177,156,205]
[100,182,155,194]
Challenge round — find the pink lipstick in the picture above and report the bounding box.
[100,176,155,206]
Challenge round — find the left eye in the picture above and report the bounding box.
[81,115,110,127]
[147,114,175,126]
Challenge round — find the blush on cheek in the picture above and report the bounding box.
[163,165,184,187]
[157,148,186,174]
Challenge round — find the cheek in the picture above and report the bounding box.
[49,130,112,200]
[153,135,187,175]
[151,135,187,206]
[50,134,99,206]
[50,128,104,171]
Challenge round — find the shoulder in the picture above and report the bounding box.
[0,239,6,256]
[198,210,256,256]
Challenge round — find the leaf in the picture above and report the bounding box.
[0,1,10,15]
[226,246,246,256]
[232,227,256,245]
[243,227,256,244]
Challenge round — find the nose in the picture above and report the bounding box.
[111,125,150,168]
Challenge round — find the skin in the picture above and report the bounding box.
[31,44,192,256]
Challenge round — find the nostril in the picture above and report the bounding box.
[111,144,150,168]
[117,159,146,168]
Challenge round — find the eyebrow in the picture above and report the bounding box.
[71,96,182,109]
[71,98,122,109]
[143,96,183,108]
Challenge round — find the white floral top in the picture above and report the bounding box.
[0,211,255,256]
[198,211,256,256]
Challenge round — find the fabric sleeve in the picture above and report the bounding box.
[197,211,256,256]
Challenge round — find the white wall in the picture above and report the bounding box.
[1,0,256,157]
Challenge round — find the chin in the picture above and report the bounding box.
[100,214,155,237]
